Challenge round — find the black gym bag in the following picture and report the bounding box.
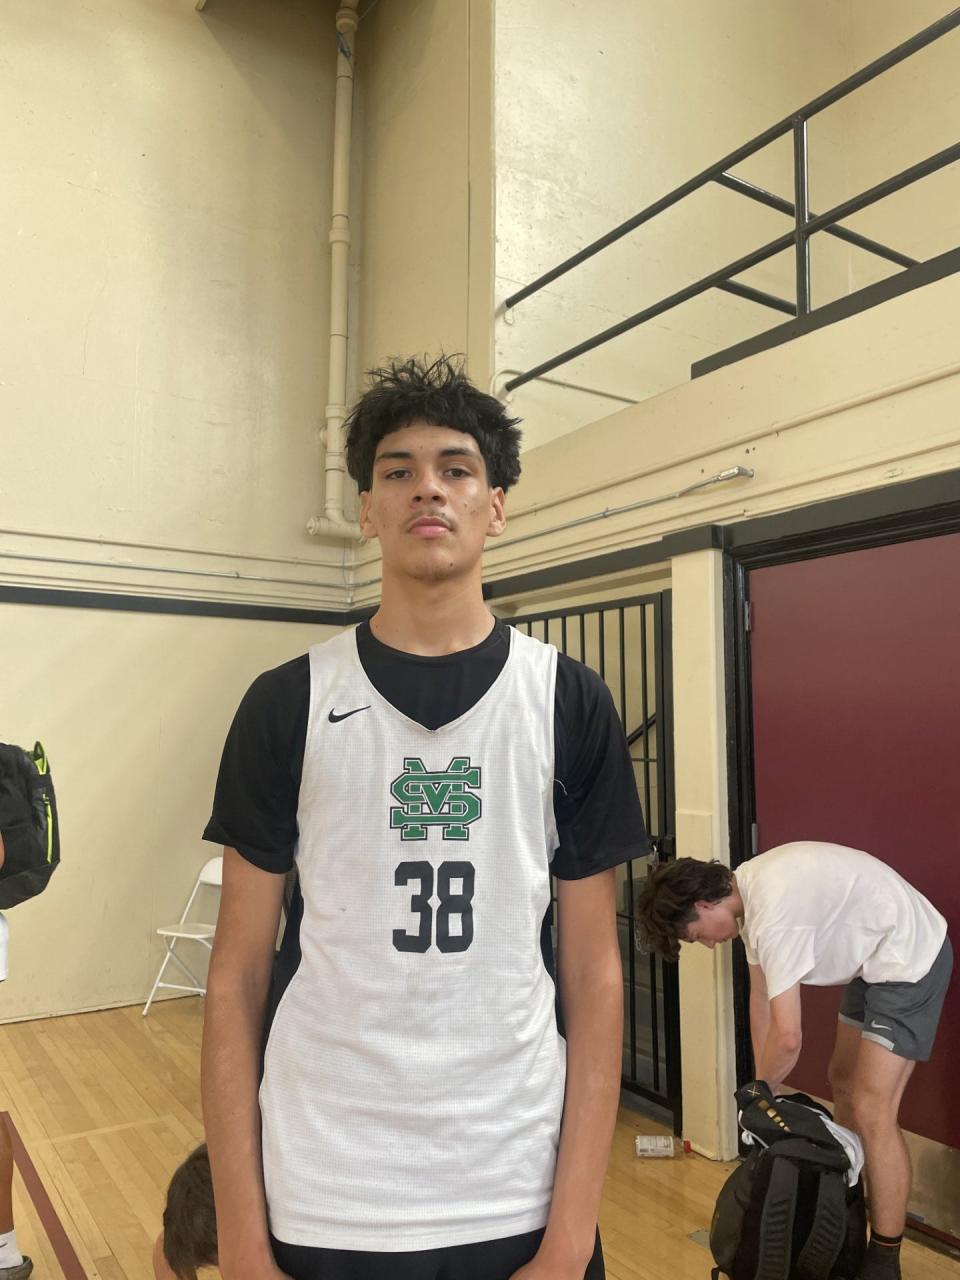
[710,1081,867,1280]
[0,741,60,909]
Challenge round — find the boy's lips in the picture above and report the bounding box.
[408,517,451,537]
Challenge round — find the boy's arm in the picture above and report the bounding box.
[748,962,771,1072]
[753,979,802,1093]
[201,847,289,1280]
[512,868,623,1280]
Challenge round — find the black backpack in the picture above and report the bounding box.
[710,1082,867,1280]
[0,741,60,909]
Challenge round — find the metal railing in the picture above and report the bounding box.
[509,591,681,1126]
[503,9,960,393]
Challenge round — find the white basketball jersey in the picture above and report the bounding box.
[260,625,564,1250]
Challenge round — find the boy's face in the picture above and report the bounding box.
[359,422,506,583]
[683,899,741,949]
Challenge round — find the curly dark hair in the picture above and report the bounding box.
[162,1144,217,1280]
[635,858,734,960]
[344,354,522,492]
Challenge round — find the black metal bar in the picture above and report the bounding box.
[649,951,661,1093]
[619,609,638,1084]
[505,228,795,390]
[716,278,796,316]
[510,589,669,626]
[713,171,918,268]
[793,119,811,315]
[560,613,567,654]
[503,8,960,310]
[640,604,653,825]
[692,243,960,379]
[579,612,586,664]
[626,713,658,746]
[803,140,960,239]
[597,609,606,682]
[654,593,682,1128]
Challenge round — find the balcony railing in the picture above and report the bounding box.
[503,9,960,392]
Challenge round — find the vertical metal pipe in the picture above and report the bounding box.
[793,117,811,315]
[309,2,363,540]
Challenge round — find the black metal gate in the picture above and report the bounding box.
[508,590,681,1129]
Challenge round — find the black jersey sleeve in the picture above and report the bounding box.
[551,654,650,880]
[202,656,310,874]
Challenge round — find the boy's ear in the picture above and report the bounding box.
[486,487,506,538]
[358,489,377,540]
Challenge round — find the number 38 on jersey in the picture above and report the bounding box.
[390,756,482,953]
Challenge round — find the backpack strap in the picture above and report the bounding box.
[755,1156,798,1280]
[796,1168,847,1280]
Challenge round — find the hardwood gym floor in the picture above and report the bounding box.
[0,999,956,1280]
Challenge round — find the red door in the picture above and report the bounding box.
[748,532,960,1153]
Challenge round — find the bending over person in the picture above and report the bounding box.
[636,841,952,1280]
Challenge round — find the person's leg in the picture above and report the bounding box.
[850,1039,915,1277]
[0,1118,30,1279]
[827,1017,863,1132]
[0,1121,13,1236]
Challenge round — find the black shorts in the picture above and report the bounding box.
[271,1226,604,1280]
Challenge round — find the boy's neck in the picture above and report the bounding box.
[371,576,496,656]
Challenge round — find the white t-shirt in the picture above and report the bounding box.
[737,842,947,998]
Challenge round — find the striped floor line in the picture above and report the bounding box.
[2,1111,86,1280]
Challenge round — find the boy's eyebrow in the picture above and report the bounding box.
[374,446,481,463]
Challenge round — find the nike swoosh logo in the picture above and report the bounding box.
[870,1022,892,1031]
[328,705,371,723]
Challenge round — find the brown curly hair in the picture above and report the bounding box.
[162,1144,217,1280]
[635,858,734,960]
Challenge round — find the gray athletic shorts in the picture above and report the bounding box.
[838,936,953,1061]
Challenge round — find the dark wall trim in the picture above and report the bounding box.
[691,245,960,379]
[720,466,960,566]
[0,586,356,626]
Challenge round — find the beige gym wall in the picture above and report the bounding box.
[0,0,350,605]
[0,0,351,1019]
[0,605,339,1021]
[842,2,960,292]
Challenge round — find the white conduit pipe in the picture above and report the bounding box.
[308,2,364,541]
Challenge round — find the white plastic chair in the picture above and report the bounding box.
[143,855,223,1015]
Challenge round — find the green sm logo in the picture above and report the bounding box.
[390,757,482,841]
